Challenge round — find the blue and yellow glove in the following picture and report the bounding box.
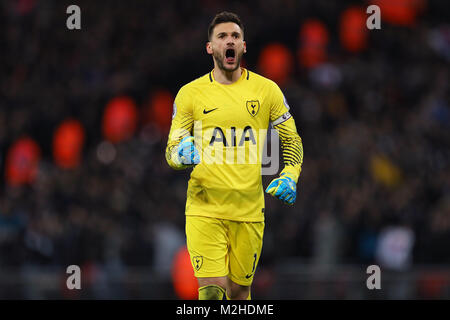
[265,172,297,205]
[177,136,200,166]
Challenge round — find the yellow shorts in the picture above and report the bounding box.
[185,215,264,286]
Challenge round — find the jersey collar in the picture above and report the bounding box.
[209,68,249,84]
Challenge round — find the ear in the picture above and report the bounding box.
[206,42,213,55]
[243,41,247,54]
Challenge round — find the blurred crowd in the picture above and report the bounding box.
[0,0,449,298]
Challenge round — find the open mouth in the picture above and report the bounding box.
[225,48,235,63]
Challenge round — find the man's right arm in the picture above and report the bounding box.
[165,87,196,170]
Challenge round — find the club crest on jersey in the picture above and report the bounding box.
[246,100,260,117]
[193,256,203,271]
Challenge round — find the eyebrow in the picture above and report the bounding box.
[216,31,241,38]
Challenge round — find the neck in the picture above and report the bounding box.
[213,66,242,84]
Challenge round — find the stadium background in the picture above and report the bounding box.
[0,0,449,299]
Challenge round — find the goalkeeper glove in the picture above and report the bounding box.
[265,172,297,205]
[177,136,200,165]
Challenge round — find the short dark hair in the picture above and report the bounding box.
[208,11,244,40]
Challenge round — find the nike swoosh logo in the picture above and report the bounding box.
[203,108,218,114]
[245,274,253,279]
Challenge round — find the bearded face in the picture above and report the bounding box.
[207,22,246,73]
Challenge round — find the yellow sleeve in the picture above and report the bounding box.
[274,118,303,182]
[268,82,303,182]
[165,86,195,170]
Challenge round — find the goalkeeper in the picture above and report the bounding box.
[165,11,303,300]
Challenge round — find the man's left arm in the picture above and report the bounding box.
[265,117,303,205]
[265,83,303,205]
[273,117,303,182]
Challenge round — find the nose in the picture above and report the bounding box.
[226,42,235,49]
[226,36,235,46]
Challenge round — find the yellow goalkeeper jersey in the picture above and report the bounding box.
[166,68,303,222]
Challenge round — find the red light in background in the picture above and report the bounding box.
[53,119,85,169]
[172,246,198,300]
[258,43,294,86]
[102,96,138,143]
[5,137,41,186]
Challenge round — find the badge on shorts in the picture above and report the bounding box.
[193,256,203,271]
